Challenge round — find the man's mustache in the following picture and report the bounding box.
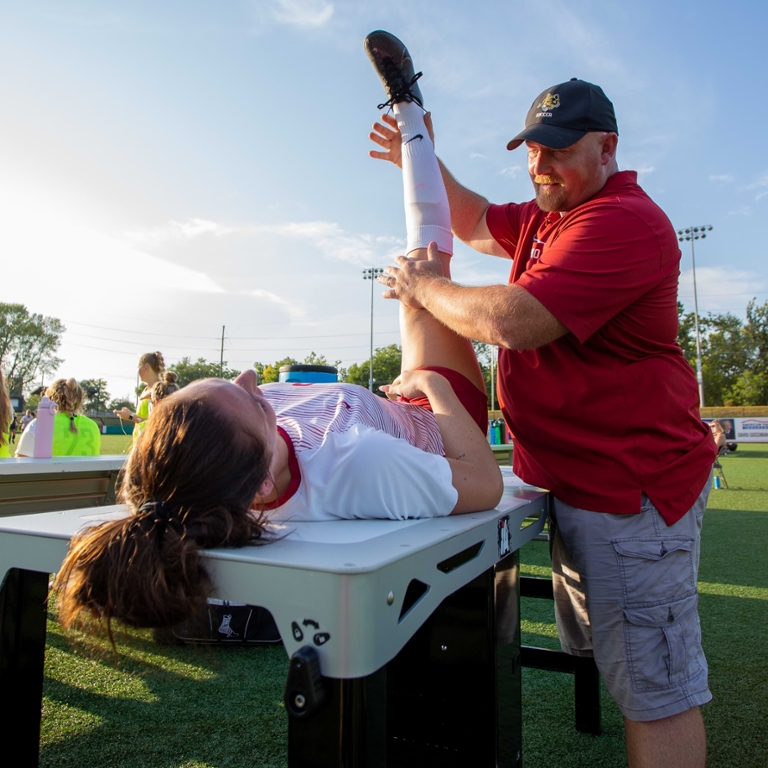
[534,175,564,185]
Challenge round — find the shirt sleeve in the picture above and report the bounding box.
[485,203,526,257]
[516,201,674,342]
[299,424,458,520]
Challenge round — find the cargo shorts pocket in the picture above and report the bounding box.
[623,593,703,691]
[612,538,696,606]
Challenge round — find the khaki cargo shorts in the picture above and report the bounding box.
[549,477,712,722]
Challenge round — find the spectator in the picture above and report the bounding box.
[16,378,101,457]
[114,351,167,440]
[0,370,12,459]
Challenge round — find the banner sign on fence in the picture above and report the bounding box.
[703,418,768,443]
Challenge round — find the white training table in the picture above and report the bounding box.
[0,456,126,517]
[0,468,547,768]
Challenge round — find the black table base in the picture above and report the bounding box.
[288,555,522,768]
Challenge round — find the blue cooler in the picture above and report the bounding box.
[279,365,338,384]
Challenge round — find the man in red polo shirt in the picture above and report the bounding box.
[366,31,715,768]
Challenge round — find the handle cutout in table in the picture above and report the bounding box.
[436,540,485,574]
[398,579,431,622]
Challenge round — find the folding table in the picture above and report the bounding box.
[0,468,547,767]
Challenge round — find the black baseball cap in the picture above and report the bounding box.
[506,78,618,151]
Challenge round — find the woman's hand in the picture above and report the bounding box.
[114,408,132,421]
[381,369,443,401]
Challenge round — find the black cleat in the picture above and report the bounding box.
[364,30,423,110]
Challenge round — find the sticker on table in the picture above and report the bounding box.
[498,515,511,558]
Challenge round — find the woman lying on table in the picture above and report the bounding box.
[56,248,502,630]
[56,56,505,630]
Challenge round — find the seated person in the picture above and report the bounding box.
[55,87,503,629]
[16,378,101,457]
[709,419,727,452]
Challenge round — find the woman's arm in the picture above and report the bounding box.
[384,370,503,514]
[114,407,146,424]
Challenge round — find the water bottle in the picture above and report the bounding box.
[713,476,721,490]
[489,419,498,445]
[33,396,56,458]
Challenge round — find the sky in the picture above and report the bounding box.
[1,0,767,401]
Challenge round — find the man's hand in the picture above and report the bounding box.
[368,112,435,169]
[377,241,445,309]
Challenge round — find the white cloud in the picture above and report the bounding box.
[727,206,752,216]
[241,289,307,319]
[743,171,768,200]
[498,166,523,178]
[470,152,486,160]
[123,218,406,267]
[678,267,765,315]
[636,165,656,179]
[253,0,334,27]
[709,174,734,183]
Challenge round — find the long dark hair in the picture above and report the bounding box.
[56,382,270,633]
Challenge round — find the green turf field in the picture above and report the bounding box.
[39,446,768,767]
[99,433,133,455]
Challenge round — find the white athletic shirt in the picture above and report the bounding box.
[261,383,458,521]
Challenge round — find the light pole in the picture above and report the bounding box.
[676,225,713,408]
[362,268,384,391]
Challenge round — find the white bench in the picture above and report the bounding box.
[0,456,126,517]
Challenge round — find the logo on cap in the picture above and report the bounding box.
[536,93,560,118]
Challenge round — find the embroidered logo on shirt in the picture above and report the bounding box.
[528,237,546,268]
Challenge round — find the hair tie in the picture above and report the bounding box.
[137,499,173,523]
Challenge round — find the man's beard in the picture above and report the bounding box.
[533,175,567,212]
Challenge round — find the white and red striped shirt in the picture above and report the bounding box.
[261,383,457,521]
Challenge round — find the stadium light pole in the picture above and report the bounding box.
[362,268,384,391]
[676,225,713,408]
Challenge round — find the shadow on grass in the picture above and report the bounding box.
[42,625,289,768]
[723,450,768,460]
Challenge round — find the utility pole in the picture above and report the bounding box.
[362,268,384,391]
[220,326,225,378]
[676,225,713,408]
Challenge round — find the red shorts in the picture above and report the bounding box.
[399,366,488,435]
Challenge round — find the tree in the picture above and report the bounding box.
[169,357,240,388]
[79,378,111,412]
[255,353,344,384]
[725,299,768,405]
[0,303,65,395]
[345,344,402,394]
[259,357,298,384]
[108,397,134,411]
[472,340,498,404]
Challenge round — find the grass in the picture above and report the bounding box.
[100,434,133,455]
[40,446,768,767]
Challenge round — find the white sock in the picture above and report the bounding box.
[393,101,453,256]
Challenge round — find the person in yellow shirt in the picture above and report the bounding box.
[16,378,100,457]
[113,351,168,440]
[0,370,13,459]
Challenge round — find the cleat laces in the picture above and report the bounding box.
[376,66,423,110]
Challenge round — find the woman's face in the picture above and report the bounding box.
[181,373,278,459]
[138,362,153,384]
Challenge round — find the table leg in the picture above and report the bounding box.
[288,667,387,768]
[386,556,521,768]
[0,567,49,767]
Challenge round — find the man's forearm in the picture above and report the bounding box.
[418,278,567,351]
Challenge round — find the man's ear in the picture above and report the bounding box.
[600,132,618,164]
